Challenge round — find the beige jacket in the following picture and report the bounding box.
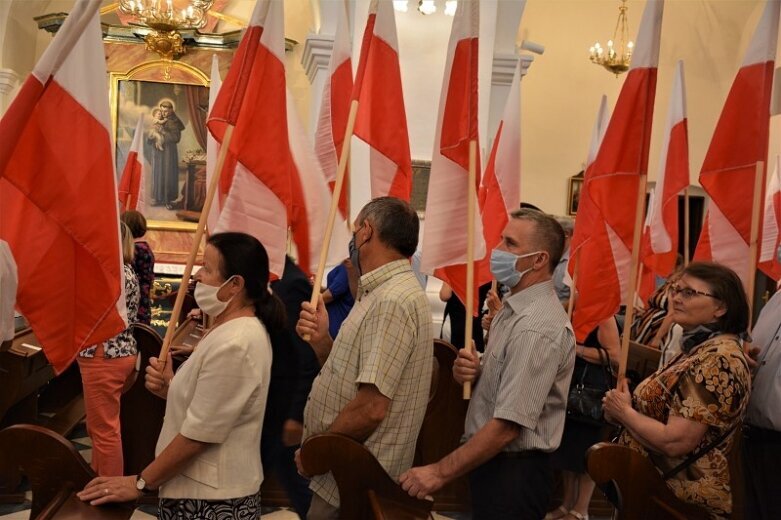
[156,316,272,500]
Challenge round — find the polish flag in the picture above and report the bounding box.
[205,55,236,234]
[420,0,484,312]
[353,0,413,200]
[758,156,781,280]
[118,115,148,213]
[314,0,353,222]
[570,0,664,341]
[694,0,779,286]
[0,0,127,373]
[207,0,291,277]
[568,95,611,286]
[287,91,334,276]
[638,60,689,301]
[479,59,522,274]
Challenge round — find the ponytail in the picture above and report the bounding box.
[253,290,286,337]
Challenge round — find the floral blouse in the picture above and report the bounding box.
[79,263,139,359]
[132,240,155,324]
[617,335,750,519]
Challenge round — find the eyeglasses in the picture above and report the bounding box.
[670,285,718,300]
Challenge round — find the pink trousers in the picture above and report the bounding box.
[77,346,136,476]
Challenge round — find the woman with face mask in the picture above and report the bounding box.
[79,232,286,520]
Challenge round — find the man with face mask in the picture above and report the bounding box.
[295,197,433,519]
[400,209,575,520]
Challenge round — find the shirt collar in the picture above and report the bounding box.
[503,280,555,315]
[357,259,411,299]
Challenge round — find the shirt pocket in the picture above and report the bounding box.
[180,456,219,489]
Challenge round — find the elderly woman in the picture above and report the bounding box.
[603,262,751,519]
[79,232,285,519]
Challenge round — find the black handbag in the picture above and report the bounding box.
[566,347,615,426]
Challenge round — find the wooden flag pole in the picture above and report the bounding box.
[124,197,131,212]
[618,173,649,381]
[567,250,579,320]
[747,161,764,327]
[463,140,478,400]
[683,187,690,265]
[159,125,235,366]
[303,99,360,341]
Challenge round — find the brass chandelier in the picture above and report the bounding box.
[589,0,634,76]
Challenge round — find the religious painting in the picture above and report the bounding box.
[568,171,585,216]
[110,62,210,230]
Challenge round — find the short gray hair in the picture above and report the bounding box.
[357,197,419,257]
[508,209,565,273]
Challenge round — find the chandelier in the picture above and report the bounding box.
[118,0,214,59]
[393,0,458,16]
[589,0,634,76]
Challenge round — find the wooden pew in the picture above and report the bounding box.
[413,339,470,511]
[300,432,432,520]
[586,442,710,520]
[0,424,134,519]
[120,324,166,478]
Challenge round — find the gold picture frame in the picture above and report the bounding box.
[109,60,210,231]
[567,171,585,216]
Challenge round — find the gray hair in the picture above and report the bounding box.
[509,209,565,273]
[357,197,419,257]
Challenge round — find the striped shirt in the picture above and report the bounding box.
[464,280,575,452]
[303,259,433,507]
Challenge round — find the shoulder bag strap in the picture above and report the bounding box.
[661,422,740,480]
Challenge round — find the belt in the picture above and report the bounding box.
[496,450,549,460]
[744,424,781,442]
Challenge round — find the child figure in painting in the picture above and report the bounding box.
[148,108,166,151]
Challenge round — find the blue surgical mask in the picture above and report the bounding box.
[490,249,541,288]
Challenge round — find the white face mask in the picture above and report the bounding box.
[194,276,235,317]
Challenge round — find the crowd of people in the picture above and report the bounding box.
[67,198,780,520]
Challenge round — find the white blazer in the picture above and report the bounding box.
[156,316,272,500]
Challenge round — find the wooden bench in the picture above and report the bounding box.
[0,424,134,519]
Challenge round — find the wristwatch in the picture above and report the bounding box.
[135,475,150,494]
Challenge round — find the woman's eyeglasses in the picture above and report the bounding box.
[670,285,718,300]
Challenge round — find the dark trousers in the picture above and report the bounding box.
[468,451,553,520]
[743,426,781,520]
[263,442,312,519]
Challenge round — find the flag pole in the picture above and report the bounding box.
[158,124,235,365]
[463,139,478,400]
[567,251,579,320]
[747,161,764,327]
[618,174,648,380]
[303,99,360,341]
[683,187,690,265]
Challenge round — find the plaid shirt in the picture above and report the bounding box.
[303,259,433,507]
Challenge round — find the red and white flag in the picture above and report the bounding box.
[313,0,352,264]
[758,156,781,280]
[638,60,689,301]
[207,0,291,277]
[117,115,148,213]
[205,55,235,234]
[567,94,611,288]
[315,0,353,222]
[570,0,664,341]
[694,0,779,286]
[353,0,413,200]
[287,91,333,276]
[0,0,126,373]
[420,0,484,312]
[479,59,522,273]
